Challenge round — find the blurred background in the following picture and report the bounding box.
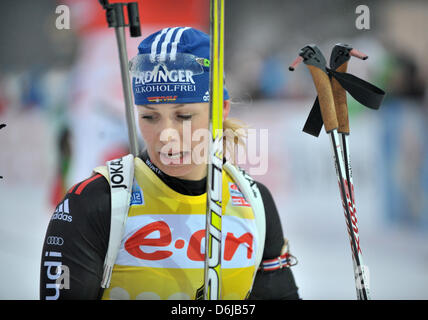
[0,0,427,299]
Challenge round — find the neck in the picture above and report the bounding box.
[177,164,207,181]
[140,150,207,196]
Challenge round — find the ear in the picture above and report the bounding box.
[223,99,231,121]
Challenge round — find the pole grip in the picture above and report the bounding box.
[127,2,141,37]
[331,61,350,134]
[307,65,338,132]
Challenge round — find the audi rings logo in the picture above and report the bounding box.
[47,236,64,246]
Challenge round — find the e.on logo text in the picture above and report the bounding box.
[120,216,257,269]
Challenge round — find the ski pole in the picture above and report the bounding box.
[289,44,369,300]
[196,0,225,301]
[329,44,368,225]
[99,0,141,156]
[329,43,371,300]
[330,44,367,138]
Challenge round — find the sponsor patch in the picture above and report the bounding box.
[130,179,144,206]
[228,182,250,207]
[147,95,178,103]
[117,214,257,269]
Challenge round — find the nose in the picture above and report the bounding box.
[157,118,181,147]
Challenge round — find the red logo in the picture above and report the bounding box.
[147,96,177,103]
[124,221,254,262]
[125,221,173,260]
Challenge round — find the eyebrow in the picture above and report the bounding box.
[139,104,185,110]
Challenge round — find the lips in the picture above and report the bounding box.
[159,151,191,165]
[160,151,187,158]
[164,151,184,159]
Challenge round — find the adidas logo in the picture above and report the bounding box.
[51,199,72,223]
[203,91,210,102]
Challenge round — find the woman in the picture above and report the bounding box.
[40,27,299,300]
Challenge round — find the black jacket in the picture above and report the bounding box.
[40,153,299,300]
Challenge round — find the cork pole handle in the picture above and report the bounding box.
[331,61,349,134]
[307,65,338,132]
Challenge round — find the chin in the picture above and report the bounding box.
[159,162,194,178]
[152,152,200,180]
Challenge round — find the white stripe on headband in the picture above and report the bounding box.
[170,27,190,61]
[159,27,180,62]
[150,28,169,62]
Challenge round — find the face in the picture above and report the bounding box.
[137,102,211,180]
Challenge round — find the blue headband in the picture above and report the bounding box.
[130,27,229,105]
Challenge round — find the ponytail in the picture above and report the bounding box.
[223,117,249,165]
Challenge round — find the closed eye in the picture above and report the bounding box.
[177,114,192,120]
[141,115,157,122]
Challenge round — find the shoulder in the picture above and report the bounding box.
[67,173,109,196]
[252,179,285,259]
[58,173,111,227]
[65,173,110,204]
[253,180,272,200]
[252,180,278,224]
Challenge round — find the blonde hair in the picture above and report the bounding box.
[223,117,249,165]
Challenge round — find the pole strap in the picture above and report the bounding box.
[303,69,386,137]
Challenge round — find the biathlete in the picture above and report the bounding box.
[40,27,300,300]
